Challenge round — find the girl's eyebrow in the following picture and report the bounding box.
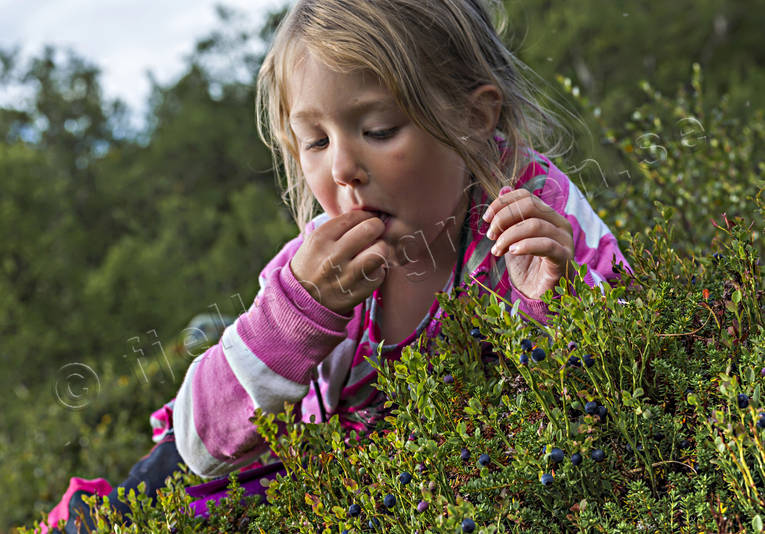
[289,98,398,124]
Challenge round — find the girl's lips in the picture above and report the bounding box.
[376,211,392,234]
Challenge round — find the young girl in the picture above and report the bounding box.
[43,0,629,530]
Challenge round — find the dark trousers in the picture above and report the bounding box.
[54,439,185,534]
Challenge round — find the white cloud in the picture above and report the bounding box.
[0,0,289,127]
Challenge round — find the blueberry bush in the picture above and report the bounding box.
[21,71,765,533]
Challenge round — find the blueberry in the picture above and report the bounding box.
[540,473,554,486]
[531,348,546,362]
[597,405,608,419]
[738,393,750,409]
[567,341,578,351]
[584,401,599,415]
[591,448,605,462]
[679,439,691,450]
[348,503,361,517]
[368,517,380,528]
[478,453,490,466]
[549,447,564,464]
[470,327,484,339]
[461,518,476,533]
[417,500,429,513]
[461,448,470,461]
[444,374,454,384]
[521,338,533,352]
[399,472,412,485]
[519,353,529,365]
[383,494,396,508]
[567,355,581,367]
[583,354,595,367]
[571,453,582,466]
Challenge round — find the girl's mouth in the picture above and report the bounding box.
[371,210,392,232]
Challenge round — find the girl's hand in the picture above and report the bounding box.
[483,186,575,300]
[290,210,391,316]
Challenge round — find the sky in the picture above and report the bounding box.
[0,0,288,126]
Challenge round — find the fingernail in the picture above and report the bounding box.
[486,228,495,240]
[490,244,498,256]
[482,207,493,222]
[499,185,513,196]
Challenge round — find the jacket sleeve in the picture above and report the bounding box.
[498,154,631,324]
[173,216,354,478]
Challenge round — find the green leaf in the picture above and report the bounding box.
[732,289,742,304]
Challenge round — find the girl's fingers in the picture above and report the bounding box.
[482,188,528,224]
[494,236,572,266]
[485,190,569,241]
[338,215,387,256]
[490,218,572,261]
[320,209,378,241]
[353,239,391,283]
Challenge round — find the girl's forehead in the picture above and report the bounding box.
[286,50,393,113]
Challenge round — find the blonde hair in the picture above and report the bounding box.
[256,0,568,232]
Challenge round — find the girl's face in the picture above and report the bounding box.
[288,52,470,272]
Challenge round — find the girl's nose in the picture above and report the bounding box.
[331,140,368,187]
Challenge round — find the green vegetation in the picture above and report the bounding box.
[1,1,763,532]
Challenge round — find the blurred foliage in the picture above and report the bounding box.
[502,0,765,196]
[555,64,764,259]
[0,0,763,531]
[504,0,765,121]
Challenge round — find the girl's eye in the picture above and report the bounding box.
[366,127,398,140]
[303,127,399,151]
[305,138,328,150]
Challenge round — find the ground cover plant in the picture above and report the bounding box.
[21,69,765,533]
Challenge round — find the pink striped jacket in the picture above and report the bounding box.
[156,151,629,478]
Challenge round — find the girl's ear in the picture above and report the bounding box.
[467,84,502,140]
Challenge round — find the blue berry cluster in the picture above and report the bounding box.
[584,400,608,419]
[519,338,548,364]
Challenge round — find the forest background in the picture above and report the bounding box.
[1,0,763,531]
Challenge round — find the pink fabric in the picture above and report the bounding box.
[191,343,264,462]
[237,263,351,385]
[150,403,173,442]
[40,477,112,533]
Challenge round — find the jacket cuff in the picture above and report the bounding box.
[495,274,553,325]
[236,263,352,385]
